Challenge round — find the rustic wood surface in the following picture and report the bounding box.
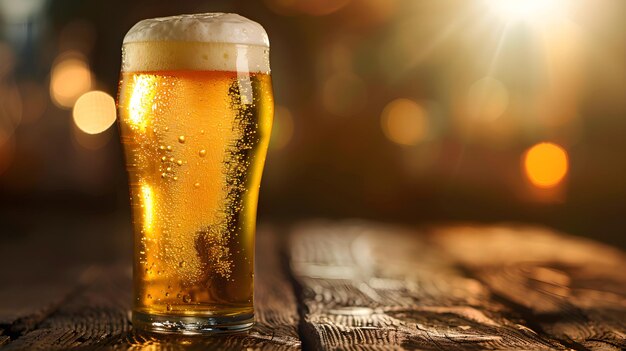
[0,220,624,350]
[0,227,300,351]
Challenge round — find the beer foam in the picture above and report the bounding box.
[122,13,270,73]
[124,13,269,46]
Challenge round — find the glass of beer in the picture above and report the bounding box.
[117,13,273,334]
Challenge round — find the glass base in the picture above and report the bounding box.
[132,310,254,335]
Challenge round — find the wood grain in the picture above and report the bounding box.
[1,227,300,351]
[288,221,573,350]
[0,332,9,347]
[432,225,626,351]
[2,220,625,350]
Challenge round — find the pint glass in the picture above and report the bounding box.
[117,13,273,334]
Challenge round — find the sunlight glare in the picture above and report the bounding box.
[485,0,567,23]
[141,182,155,235]
[128,75,157,132]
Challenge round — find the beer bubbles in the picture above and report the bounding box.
[119,13,271,333]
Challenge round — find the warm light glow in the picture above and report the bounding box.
[72,123,112,150]
[524,142,568,188]
[0,130,15,176]
[72,91,116,134]
[128,75,157,131]
[263,0,350,16]
[381,98,428,146]
[270,105,294,150]
[467,77,509,122]
[141,182,155,235]
[485,0,567,22]
[18,81,47,124]
[321,72,366,117]
[50,54,92,108]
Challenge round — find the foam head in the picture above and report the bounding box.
[122,13,270,73]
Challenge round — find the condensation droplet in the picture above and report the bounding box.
[173,176,178,181]
[176,160,183,166]
[161,156,167,162]
[178,136,186,143]
[166,304,172,311]
[194,182,200,188]
[183,295,192,303]
[179,261,186,268]
[161,173,167,178]
[166,145,172,151]
[169,157,175,162]
[166,167,172,172]
[147,294,152,299]
[199,149,206,157]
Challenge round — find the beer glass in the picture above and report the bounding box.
[117,13,273,334]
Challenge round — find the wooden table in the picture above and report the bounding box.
[1,220,624,350]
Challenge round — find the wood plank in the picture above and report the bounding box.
[0,212,130,341]
[288,221,567,350]
[432,225,626,351]
[2,227,301,350]
[0,332,9,347]
[0,264,132,351]
[0,283,77,338]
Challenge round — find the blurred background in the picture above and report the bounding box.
[0,0,624,267]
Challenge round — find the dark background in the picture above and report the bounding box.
[0,0,624,273]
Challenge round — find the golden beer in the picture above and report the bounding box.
[117,14,273,334]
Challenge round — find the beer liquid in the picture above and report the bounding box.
[118,70,273,317]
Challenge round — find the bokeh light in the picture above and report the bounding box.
[381,98,429,146]
[270,105,294,150]
[50,53,92,109]
[72,91,116,135]
[523,142,568,188]
[466,77,509,122]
